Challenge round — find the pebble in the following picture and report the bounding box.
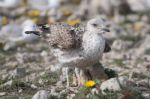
[0,92,6,96]
[31,84,38,89]
[0,0,21,8]
[112,39,133,51]
[32,90,51,99]
[1,80,13,87]
[127,0,150,13]
[11,67,26,78]
[100,76,135,94]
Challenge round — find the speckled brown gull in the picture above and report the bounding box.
[25,18,111,86]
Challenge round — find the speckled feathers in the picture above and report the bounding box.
[45,23,85,49]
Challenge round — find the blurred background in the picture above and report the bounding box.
[0,0,150,98]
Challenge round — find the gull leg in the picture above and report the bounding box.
[66,67,69,88]
[72,67,77,86]
[80,69,89,85]
[62,67,69,88]
[72,73,77,86]
[75,68,82,87]
[76,69,88,86]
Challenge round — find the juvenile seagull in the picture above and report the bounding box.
[25,18,111,85]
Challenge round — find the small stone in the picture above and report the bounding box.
[100,76,135,94]
[4,41,16,51]
[127,0,150,13]
[112,39,133,51]
[2,74,9,80]
[50,64,61,72]
[91,88,98,94]
[32,90,51,99]
[38,79,44,85]
[19,89,23,93]
[0,92,6,96]
[1,80,13,87]
[12,67,26,78]
[133,22,144,32]
[142,93,150,99]
[40,51,48,57]
[0,0,21,8]
[31,84,38,89]
[126,14,140,22]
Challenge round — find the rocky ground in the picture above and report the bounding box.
[0,0,150,99]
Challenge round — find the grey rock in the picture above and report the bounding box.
[0,92,6,96]
[1,80,13,87]
[127,0,150,13]
[98,0,130,15]
[32,90,51,99]
[112,39,133,51]
[100,76,135,94]
[126,14,140,22]
[142,93,150,99]
[11,67,26,78]
[16,52,42,64]
[28,0,60,11]
[0,0,21,8]
[31,84,38,89]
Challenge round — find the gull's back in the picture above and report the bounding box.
[46,23,86,49]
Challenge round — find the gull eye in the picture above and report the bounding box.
[92,23,98,27]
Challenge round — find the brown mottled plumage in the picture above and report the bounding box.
[43,23,86,49]
[48,23,75,49]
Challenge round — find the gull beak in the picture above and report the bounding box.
[101,28,110,32]
[25,31,41,36]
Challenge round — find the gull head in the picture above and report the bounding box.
[87,18,110,34]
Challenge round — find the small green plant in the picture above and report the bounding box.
[73,80,119,99]
[113,59,125,66]
[0,79,37,97]
[121,35,141,42]
[24,95,32,99]
[74,86,119,99]
[38,72,59,86]
[51,93,67,99]
[104,68,117,78]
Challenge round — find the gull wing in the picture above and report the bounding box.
[46,23,86,49]
[104,41,111,53]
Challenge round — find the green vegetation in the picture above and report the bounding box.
[51,93,67,99]
[74,84,119,99]
[40,72,59,85]
[121,35,141,43]
[113,59,125,66]
[104,68,117,78]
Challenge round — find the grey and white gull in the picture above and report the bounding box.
[25,18,111,86]
[0,19,39,50]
